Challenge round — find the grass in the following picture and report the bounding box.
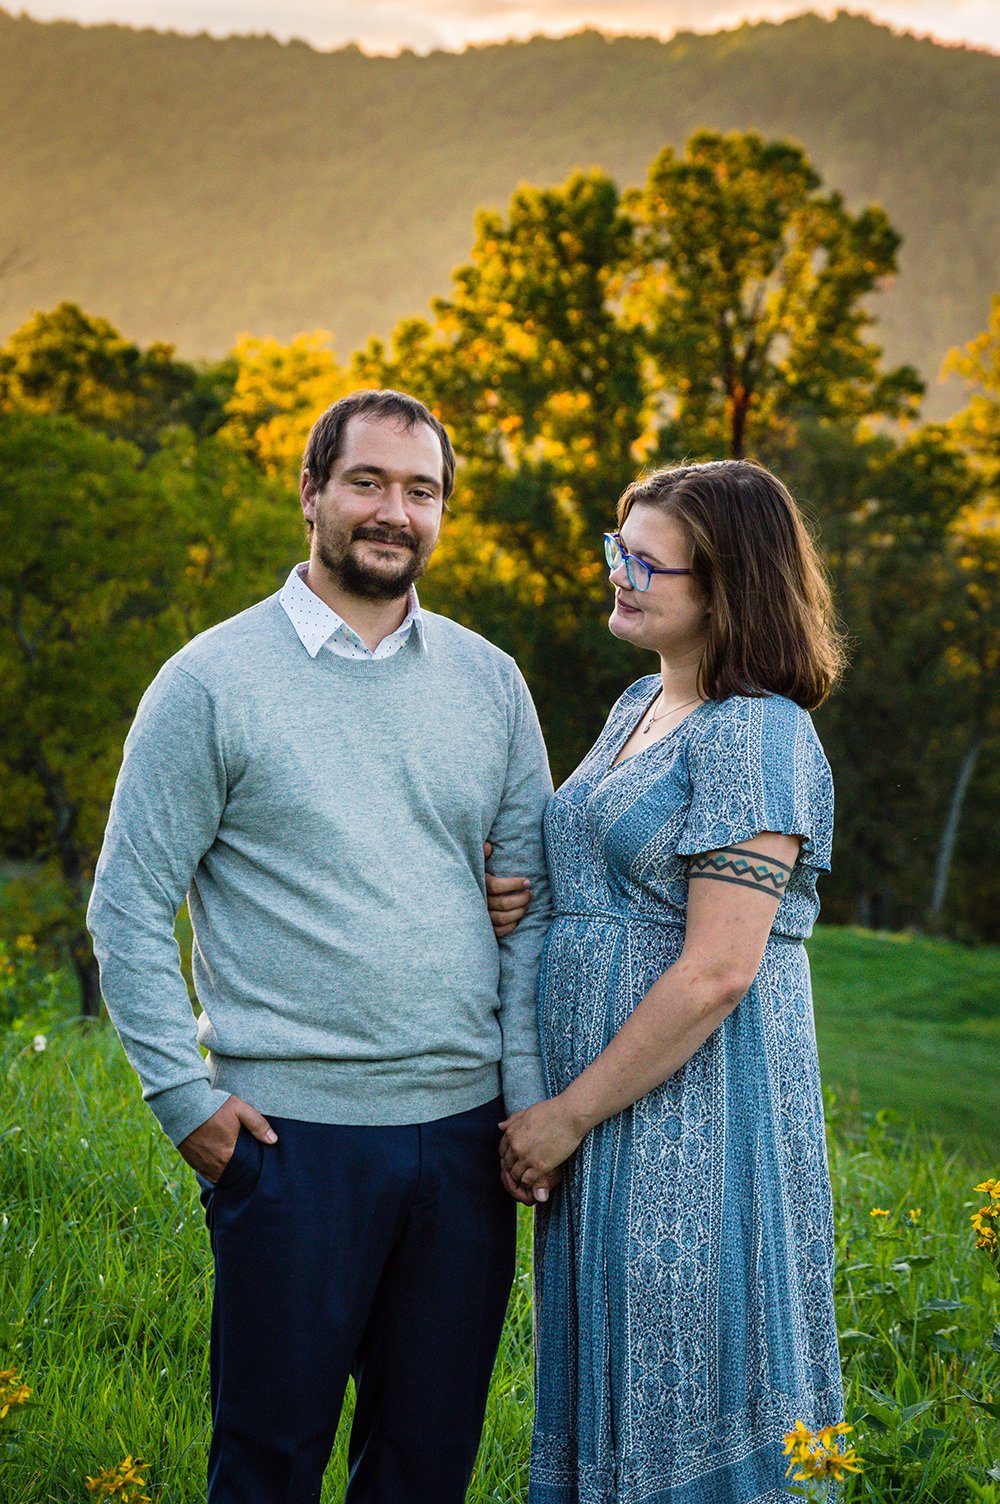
[1,928,999,1500]
[808,928,1000,1158]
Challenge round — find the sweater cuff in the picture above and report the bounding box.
[148,1079,232,1146]
[501,1052,547,1115]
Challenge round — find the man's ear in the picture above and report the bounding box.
[300,468,319,521]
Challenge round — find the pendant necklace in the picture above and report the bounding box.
[642,694,701,735]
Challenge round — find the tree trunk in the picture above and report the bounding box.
[854,885,871,929]
[71,933,103,1019]
[27,743,102,1016]
[927,734,984,930]
[729,392,749,459]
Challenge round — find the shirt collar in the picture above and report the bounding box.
[279,562,426,659]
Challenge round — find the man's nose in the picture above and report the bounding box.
[375,484,409,526]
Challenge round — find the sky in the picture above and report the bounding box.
[9,0,1000,55]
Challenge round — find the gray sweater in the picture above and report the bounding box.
[87,595,553,1146]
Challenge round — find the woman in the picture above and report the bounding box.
[490,460,846,1504]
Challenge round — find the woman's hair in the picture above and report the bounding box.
[616,460,846,709]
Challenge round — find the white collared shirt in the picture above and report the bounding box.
[279,562,426,661]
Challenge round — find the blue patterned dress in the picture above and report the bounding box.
[531,680,843,1504]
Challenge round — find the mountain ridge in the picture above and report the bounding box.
[1,8,997,412]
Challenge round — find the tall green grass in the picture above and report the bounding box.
[2,928,999,1500]
[808,928,1000,1157]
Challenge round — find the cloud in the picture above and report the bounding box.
[17,0,449,50]
[15,0,1000,53]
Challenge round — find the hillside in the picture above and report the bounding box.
[0,10,997,410]
[808,927,1000,1156]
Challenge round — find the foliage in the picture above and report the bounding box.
[827,1131,1000,1503]
[944,295,1000,492]
[0,411,300,1011]
[773,420,981,931]
[85,1457,151,1501]
[808,927,1000,1156]
[941,305,1000,750]
[0,303,230,453]
[2,957,1000,1501]
[356,168,647,774]
[352,139,997,929]
[1,10,997,412]
[0,932,74,1042]
[625,131,922,457]
[971,1178,1000,1276]
[221,330,346,479]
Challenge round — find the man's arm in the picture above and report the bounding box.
[87,662,246,1148]
[486,668,553,1116]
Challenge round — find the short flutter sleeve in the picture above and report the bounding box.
[676,694,833,871]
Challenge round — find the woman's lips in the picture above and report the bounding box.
[614,595,642,616]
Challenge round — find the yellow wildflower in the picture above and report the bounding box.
[783,1420,863,1483]
[972,1179,1000,1276]
[782,1419,813,1458]
[869,1207,890,1218]
[84,1457,151,1502]
[0,1367,31,1419]
[816,1421,853,1449]
[908,1207,921,1223]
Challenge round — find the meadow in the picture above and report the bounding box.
[1,927,999,1502]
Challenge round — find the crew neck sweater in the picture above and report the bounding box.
[87,595,553,1146]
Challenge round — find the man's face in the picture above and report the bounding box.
[300,414,446,601]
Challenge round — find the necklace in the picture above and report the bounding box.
[641,694,701,735]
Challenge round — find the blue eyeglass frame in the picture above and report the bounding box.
[603,531,693,592]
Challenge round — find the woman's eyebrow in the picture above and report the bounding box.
[625,541,665,566]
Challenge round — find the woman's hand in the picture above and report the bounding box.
[499,1098,584,1188]
[483,839,532,938]
[499,1162,563,1206]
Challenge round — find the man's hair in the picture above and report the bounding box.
[301,389,456,501]
[616,460,846,710]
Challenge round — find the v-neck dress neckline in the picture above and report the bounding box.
[607,678,708,771]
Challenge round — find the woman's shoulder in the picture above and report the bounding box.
[692,692,829,771]
[700,691,818,736]
[608,674,660,718]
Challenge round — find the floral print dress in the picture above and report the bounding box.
[530,680,843,1504]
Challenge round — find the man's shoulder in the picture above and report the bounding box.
[421,609,520,677]
[165,594,288,693]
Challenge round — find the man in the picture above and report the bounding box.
[87,389,553,1503]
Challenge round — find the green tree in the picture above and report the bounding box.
[0,302,231,453]
[766,418,978,931]
[926,299,1000,928]
[626,131,923,458]
[0,413,299,1014]
[356,169,648,774]
[221,330,346,480]
[943,294,1000,490]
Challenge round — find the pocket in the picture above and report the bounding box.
[212,1124,263,1196]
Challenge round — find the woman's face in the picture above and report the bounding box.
[608,505,709,660]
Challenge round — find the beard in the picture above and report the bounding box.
[315,521,429,602]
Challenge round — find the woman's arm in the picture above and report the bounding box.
[498,831,800,1187]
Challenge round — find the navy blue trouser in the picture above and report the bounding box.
[199,1097,516,1504]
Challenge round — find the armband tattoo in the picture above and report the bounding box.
[687,845,794,899]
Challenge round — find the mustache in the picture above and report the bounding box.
[351,525,419,553]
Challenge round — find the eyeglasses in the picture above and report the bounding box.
[603,532,693,593]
